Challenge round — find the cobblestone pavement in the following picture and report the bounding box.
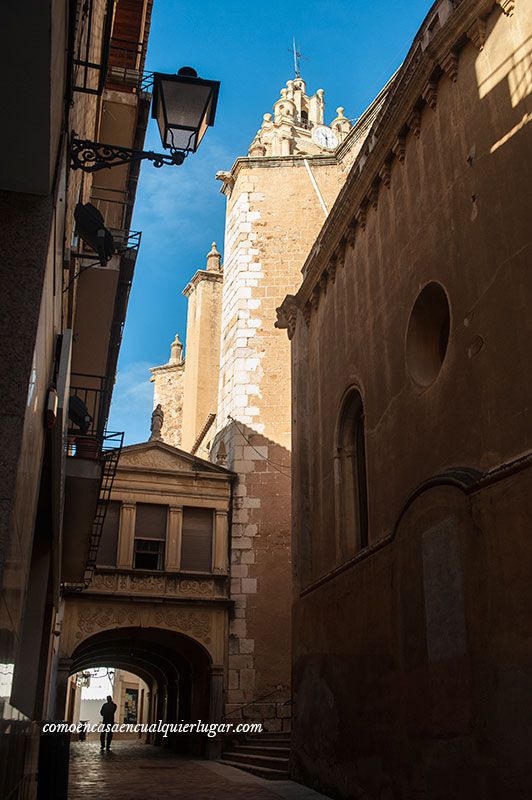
[68,741,332,800]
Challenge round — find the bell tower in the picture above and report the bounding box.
[248,77,351,157]
[212,75,353,728]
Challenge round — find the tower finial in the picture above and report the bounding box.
[206,241,222,272]
[292,38,301,78]
[290,39,308,79]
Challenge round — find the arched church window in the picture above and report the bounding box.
[335,389,368,556]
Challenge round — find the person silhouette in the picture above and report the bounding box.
[100,695,117,752]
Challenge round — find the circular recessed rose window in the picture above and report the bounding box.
[406,282,450,388]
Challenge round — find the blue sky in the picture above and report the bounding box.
[108,0,434,445]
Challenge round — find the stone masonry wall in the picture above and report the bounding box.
[214,157,350,729]
[150,363,184,448]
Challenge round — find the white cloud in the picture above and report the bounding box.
[108,360,154,446]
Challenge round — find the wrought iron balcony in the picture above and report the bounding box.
[293,115,313,131]
[63,374,124,590]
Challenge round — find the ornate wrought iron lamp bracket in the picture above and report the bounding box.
[70,136,187,173]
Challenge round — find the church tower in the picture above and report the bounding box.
[212,76,354,726]
[149,68,386,728]
[149,333,185,449]
[180,242,223,455]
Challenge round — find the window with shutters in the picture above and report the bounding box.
[133,503,167,570]
[97,501,120,567]
[180,507,214,572]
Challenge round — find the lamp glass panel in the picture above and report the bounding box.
[160,79,212,150]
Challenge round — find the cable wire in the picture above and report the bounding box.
[228,415,291,478]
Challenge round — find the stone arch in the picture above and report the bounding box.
[58,601,225,756]
[391,477,490,792]
[334,386,369,557]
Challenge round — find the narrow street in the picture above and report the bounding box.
[68,742,331,800]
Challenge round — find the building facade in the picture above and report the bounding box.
[151,74,395,729]
[0,1,153,796]
[61,437,234,755]
[278,0,532,797]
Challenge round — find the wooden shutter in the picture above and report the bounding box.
[135,503,168,540]
[97,501,120,566]
[180,508,213,572]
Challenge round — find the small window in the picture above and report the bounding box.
[133,503,167,570]
[181,508,214,572]
[134,539,164,570]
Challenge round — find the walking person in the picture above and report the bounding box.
[100,695,117,752]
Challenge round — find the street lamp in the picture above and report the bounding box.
[152,67,220,153]
[70,67,220,173]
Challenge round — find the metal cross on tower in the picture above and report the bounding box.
[292,38,307,78]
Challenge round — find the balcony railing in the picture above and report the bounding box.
[294,116,313,131]
[64,373,124,590]
[68,373,111,443]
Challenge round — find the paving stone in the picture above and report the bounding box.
[68,741,332,800]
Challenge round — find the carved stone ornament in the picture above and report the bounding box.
[275,295,299,340]
[379,162,392,188]
[440,51,459,82]
[151,609,212,644]
[466,17,487,50]
[302,302,312,326]
[356,205,367,230]
[392,134,406,163]
[179,579,215,595]
[130,575,165,592]
[91,573,118,591]
[346,221,357,247]
[75,606,138,641]
[407,108,422,138]
[368,182,380,210]
[422,80,438,110]
[149,404,164,441]
[319,271,329,294]
[310,285,321,310]
[497,0,515,15]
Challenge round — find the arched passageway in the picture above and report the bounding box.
[69,627,214,755]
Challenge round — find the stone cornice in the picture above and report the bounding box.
[150,361,184,375]
[278,0,505,334]
[183,268,223,297]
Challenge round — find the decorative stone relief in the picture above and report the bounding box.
[497,0,515,15]
[75,606,138,641]
[355,205,367,230]
[467,17,487,50]
[275,295,299,340]
[379,162,392,189]
[368,183,380,210]
[129,575,165,592]
[422,80,438,110]
[119,449,190,470]
[91,574,118,591]
[440,51,459,82]
[392,134,406,163]
[346,221,357,246]
[151,609,212,644]
[179,579,215,595]
[407,109,422,138]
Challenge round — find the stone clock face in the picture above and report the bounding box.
[312,125,339,150]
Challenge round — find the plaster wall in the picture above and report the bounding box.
[290,3,532,796]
